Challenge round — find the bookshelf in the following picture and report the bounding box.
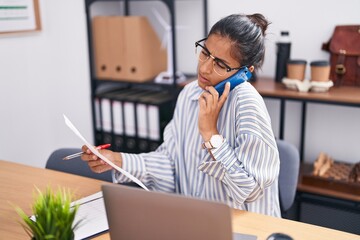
[83,0,208,151]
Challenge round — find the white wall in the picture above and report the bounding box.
[0,0,93,168]
[0,0,359,168]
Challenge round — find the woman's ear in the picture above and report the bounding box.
[249,66,255,72]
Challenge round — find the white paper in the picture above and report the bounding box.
[63,114,149,191]
[30,191,108,240]
[72,191,108,240]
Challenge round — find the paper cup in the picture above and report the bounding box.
[310,61,330,82]
[287,59,307,81]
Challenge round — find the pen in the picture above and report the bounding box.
[62,144,111,160]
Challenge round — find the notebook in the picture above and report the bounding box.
[102,184,257,240]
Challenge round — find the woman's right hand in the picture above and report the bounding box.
[80,145,123,173]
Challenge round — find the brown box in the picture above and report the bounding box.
[92,17,112,79]
[92,16,167,82]
[107,17,126,80]
[122,16,167,82]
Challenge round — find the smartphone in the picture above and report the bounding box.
[214,67,252,96]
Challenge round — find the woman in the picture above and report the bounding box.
[82,13,281,217]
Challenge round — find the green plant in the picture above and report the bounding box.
[15,187,82,240]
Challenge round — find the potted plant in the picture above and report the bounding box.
[15,187,82,240]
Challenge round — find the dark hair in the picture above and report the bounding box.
[208,13,270,69]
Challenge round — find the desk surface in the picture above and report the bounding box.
[1,160,358,240]
[252,78,360,105]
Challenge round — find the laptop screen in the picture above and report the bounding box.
[102,184,234,240]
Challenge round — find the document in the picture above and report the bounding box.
[63,114,148,191]
[72,191,108,240]
[29,191,108,240]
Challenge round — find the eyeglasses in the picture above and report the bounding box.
[195,38,243,76]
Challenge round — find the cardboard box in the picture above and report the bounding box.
[122,16,167,82]
[92,16,167,82]
[108,17,126,80]
[92,16,112,79]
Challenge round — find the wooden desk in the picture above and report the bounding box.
[1,160,358,240]
[0,160,105,239]
[252,78,360,161]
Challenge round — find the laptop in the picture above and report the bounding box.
[102,184,257,240]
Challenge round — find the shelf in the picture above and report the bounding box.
[252,77,360,107]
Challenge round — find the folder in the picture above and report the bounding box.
[94,16,166,82]
[94,87,128,146]
[135,100,149,152]
[93,96,103,145]
[134,91,170,153]
[92,16,112,79]
[121,89,159,153]
[104,88,143,152]
[107,17,125,80]
[122,16,167,82]
[139,92,175,151]
[98,88,175,153]
[100,96,112,145]
[106,89,157,153]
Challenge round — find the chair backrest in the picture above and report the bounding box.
[46,148,112,182]
[276,140,300,214]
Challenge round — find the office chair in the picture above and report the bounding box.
[46,148,113,182]
[276,139,300,216]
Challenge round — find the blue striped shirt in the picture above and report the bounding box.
[114,80,281,217]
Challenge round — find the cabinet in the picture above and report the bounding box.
[252,78,360,234]
[84,0,208,150]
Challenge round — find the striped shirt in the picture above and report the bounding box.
[114,80,281,217]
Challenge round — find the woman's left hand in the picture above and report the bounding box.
[198,82,230,141]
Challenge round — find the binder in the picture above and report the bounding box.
[100,96,112,144]
[104,88,144,152]
[135,99,149,152]
[134,91,170,153]
[98,88,175,153]
[93,96,102,145]
[107,89,157,153]
[121,90,158,153]
[140,93,175,151]
[94,87,128,146]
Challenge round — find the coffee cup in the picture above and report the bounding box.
[310,60,330,82]
[287,59,307,81]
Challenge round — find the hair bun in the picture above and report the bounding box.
[247,13,270,35]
